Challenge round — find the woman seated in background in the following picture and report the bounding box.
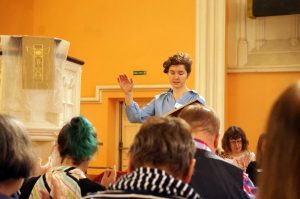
[259,81,300,199]
[20,116,106,199]
[0,114,35,199]
[221,126,255,171]
[246,133,266,185]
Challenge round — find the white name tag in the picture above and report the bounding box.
[174,102,183,109]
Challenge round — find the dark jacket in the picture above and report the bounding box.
[190,149,249,199]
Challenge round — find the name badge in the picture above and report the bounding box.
[174,102,183,109]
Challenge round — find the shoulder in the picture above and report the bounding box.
[79,178,105,189]
[79,178,106,196]
[189,90,206,104]
[19,176,40,199]
[190,89,198,94]
[154,88,173,99]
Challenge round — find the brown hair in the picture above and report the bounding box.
[178,104,220,135]
[0,114,34,181]
[221,126,249,153]
[163,52,192,74]
[255,133,266,167]
[129,116,195,178]
[259,82,300,199]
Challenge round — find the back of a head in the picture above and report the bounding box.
[129,116,195,179]
[259,82,300,199]
[178,104,220,135]
[57,116,98,165]
[0,114,34,181]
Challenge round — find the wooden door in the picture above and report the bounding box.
[118,99,148,171]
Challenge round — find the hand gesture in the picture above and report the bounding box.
[100,166,117,188]
[118,74,133,94]
[34,157,52,176]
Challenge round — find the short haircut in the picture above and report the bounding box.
[129,116,195,178]
[178,104,220,135]
[0,114,34,181]
[222,126,249,153]
[57,116,98,165]
[163,52,192,74]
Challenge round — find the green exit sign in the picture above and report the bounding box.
[133,71,147,75]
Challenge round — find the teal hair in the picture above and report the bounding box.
[57,116,98,165]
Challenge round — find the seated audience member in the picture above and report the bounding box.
[84,116,201,199]
[0,114,35,199]
[246,133,266,185]
[20,116,105,199]
[93,168,126,187]
[259,82,300,199]
[178,104,254,199]
[221,126,255,171]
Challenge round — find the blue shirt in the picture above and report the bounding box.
[125,89,206,123]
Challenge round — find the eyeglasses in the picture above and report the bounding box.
[229,138,242,144]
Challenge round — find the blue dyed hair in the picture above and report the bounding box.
[57,116,98,165]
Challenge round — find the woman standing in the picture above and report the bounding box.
[118,52,206,123]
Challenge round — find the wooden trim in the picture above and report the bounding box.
[80,84,170,103]
[227,65,300,73]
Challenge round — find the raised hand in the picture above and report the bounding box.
[117,74,133,94]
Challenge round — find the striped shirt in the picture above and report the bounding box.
[84,167,202,199]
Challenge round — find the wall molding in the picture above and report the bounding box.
[227,65,300,73]
[80,84,170,103]
[28,129,59,141]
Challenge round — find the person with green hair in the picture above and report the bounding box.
[20,116,106,199]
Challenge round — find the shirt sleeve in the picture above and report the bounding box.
[125,99,156,123]
[197,95,206,105]
[243,172,257,199]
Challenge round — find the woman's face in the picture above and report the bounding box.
[167,64,189,89]
[229,137,242,155]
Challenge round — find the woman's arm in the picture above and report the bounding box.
[126,98,157,123]
[118,74,133,106]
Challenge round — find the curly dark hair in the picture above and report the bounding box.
[222,126,249,153]
[163,52,192,74]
